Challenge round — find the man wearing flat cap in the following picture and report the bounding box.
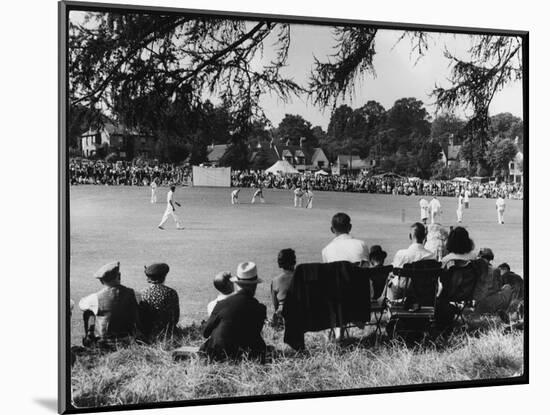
[78,262,140,346]
[200,262,267,361]
[139,263,180,341]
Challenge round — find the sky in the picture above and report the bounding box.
[257,24,523,129]
[69,11,524,130]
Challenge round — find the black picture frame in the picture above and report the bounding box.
[59,1,529,413]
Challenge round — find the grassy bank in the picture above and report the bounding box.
[71,323,523,408]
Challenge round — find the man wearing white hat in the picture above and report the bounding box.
[200,262,267,361]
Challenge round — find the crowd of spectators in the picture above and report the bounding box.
[231,170,523,199]
[69,159,191,186]
[73,213,524,362]
[68,159,523,200]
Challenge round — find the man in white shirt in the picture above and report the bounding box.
[388,222,436,300]
[322,212,369,264]
[158,185,183,230]
[419,198,430,224]
[150,178,158,204]
[429,196,442,224]
[456,193,465,223]
[294,185,304,208]
[496,195,506,224]
[251,186,265,204]
[464,188,470,208]
[321,213,368,340]
[305,186,314,209]
[231,188,240,205]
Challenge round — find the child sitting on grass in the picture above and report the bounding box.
[207,271,235,316]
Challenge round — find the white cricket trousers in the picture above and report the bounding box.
[430,211,440,224]
[294,196,303,208]
[456,208,463,222]
[159,207,182,228]
[497,208,505,224]
[151,189,157,203]
[251,195,265,204]
[231,195,238,204]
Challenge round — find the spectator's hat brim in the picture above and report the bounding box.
[230,262,262,285]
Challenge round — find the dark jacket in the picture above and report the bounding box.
[200,290,267,361]
[96,284,139,341]
[282,261,371,350]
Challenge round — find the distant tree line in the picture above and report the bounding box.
[68,13,524,179]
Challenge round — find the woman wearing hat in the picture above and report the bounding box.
[200,262,267,361]
[139,263,180,341]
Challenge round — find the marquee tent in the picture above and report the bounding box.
[265,160,299,175]
[451,177,471,183]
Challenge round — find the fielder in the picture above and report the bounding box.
[496,195,506,224]
[251,186,265,204]
[294,185,304,208]
[231,188,240,205]
[158,185,183,230]
[429,196,442,224]
[419,198,430,224]
[150,178,158,204]
[304,186,313,209]
[464,188,470,209]
[456,192,465,223]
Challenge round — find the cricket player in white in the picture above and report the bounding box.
[294,186,304,208]
[305,186,313,209]
[419,198,430,224]
[464,188,470,208]
[150,179,158,204]
[158,185,183,230]
[429,196,442,224]
[231,188,240,205]
[251,187,265,204]
[456,193,465,223]
[496,195,506,224]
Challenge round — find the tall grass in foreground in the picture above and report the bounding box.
[71,324,523,408]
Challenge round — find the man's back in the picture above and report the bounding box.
[322,234,368,264]
[392,243,436,268]
[430,198,441,211]
[202,291,266,359]
[96,285,138,339]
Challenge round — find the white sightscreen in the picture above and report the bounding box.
[192,166,231,187]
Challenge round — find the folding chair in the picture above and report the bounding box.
[440,259,480,324]
[366,265,393,335]
[387,260,442,339]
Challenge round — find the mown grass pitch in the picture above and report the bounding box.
[69,185,524,344]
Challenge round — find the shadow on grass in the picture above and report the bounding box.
[33,398,57,412]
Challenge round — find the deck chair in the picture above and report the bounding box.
[440,259,481,323]
[388,260,442,338]
[366,265,394,335]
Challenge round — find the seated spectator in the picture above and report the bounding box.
[322,212,369,264]
[271,248,296,313]
[368,245,387,267]
[79,262,139,347]
[139,263,180,341]
[207,271,235,316]
[200,262,267,361]
[472,248,502,302]
[497,263,524,301]
[440,226,477,269]
[387,222,435,300]
[495,263,524,323]
[424,222,449,259]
